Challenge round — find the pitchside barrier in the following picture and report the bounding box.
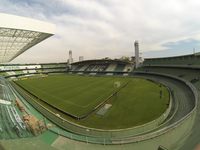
[10,72,197,145]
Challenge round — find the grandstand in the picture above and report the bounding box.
[0,13,55,142]
[3,62,195,150]
[71,59,132,75]
[0,12,200,150]
[136,54,200,150]
[0,63,68,78]
[0,77,32,139]
[143,53,200,67]
[105,63,117,72]
[0,52,198,150]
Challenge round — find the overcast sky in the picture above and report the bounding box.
[1,0,200,63]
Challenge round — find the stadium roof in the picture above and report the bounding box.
[72,59,131,65]
[0,13,55,63]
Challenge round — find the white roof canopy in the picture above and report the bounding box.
[0,13,55,63]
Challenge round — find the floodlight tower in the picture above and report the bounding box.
[79,56,84,61]
[68,50,73,69]
[134,40,139,69]
[69,50,73,64]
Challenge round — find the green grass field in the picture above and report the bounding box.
[15,74,169,129]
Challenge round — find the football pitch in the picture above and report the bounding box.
[15,74,169,129]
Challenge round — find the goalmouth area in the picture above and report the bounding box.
[13,74,169,129]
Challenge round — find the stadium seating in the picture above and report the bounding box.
[105,64,117,72]
[0,56,198,149]
[0,63,68,78]
[71,60,132,74]
[85,64,108,72]
[79,64,89,71]
[0,77,31,139]
[73,65,84,71]
[115,64,126,72]
[143,53,200,67]
[123,64,132,72]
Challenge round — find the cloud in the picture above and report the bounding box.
[1,0,200,63]
[143,38,200,58]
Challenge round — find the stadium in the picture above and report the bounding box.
[0,13,199,150]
